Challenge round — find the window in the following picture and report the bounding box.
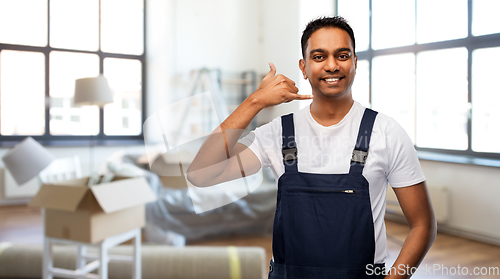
[338,0,500,160]
[0,0,145,144]
[372,53,416,142]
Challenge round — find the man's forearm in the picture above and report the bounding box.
[186,96,263,186]
[385,224,437,278]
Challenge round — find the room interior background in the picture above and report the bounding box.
[0,0,499,249]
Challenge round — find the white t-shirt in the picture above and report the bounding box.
[239,101,426,264]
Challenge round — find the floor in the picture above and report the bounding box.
[1,205,499,278]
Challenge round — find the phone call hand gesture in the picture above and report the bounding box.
[251,63,313,109]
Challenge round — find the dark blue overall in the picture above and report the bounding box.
[268,108,386,279]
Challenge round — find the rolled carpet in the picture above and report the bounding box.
[0,243,266,279]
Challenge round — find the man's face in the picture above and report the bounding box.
[299,27,357,100]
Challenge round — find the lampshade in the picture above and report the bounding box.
[2,137,55,185]
[73,75,113,107]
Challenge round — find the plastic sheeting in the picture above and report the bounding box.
[102,152,277,245]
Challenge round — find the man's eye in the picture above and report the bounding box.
[339,54,350,59]
[313,55,324,60]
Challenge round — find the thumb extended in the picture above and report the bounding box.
[264,62,276,79]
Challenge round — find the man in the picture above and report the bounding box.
[187,16,436,279]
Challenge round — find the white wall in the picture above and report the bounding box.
[420,160,500,244]
[173,0,262,74]
[259,0,302,120]
[143,0,174,143]
[146,0,173,116]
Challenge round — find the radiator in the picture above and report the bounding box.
[1,168,41,199]
[386,184,449,224]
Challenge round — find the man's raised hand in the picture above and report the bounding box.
[250,63,313,109]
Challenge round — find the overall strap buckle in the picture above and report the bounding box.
[349,108,378,176]
[351,149,368,165]
[282,147,298,163]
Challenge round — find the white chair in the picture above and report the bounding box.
[38,156,141,279]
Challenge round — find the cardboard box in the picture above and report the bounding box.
[29,176,157,243]
[145,151,191,189]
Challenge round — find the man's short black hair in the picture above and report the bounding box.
[301,16,356,59]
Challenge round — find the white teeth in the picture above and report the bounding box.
[324,78,340,82]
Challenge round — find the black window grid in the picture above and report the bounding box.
[0,0,146,146]
[338,0,500,160]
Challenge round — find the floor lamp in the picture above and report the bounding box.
[73,75,113,180]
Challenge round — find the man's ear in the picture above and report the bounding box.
[354,55,358,69]
[299,59,307,80]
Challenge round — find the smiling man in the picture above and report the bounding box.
[187,16,436,279]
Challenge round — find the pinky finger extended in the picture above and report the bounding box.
[293,93,313,100]
[283,92,312,102]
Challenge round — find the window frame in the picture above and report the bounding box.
[337,0,500,161]
[0,0,146,146]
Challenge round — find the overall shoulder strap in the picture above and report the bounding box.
[349,108,378,175]
[281,113,298,173]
